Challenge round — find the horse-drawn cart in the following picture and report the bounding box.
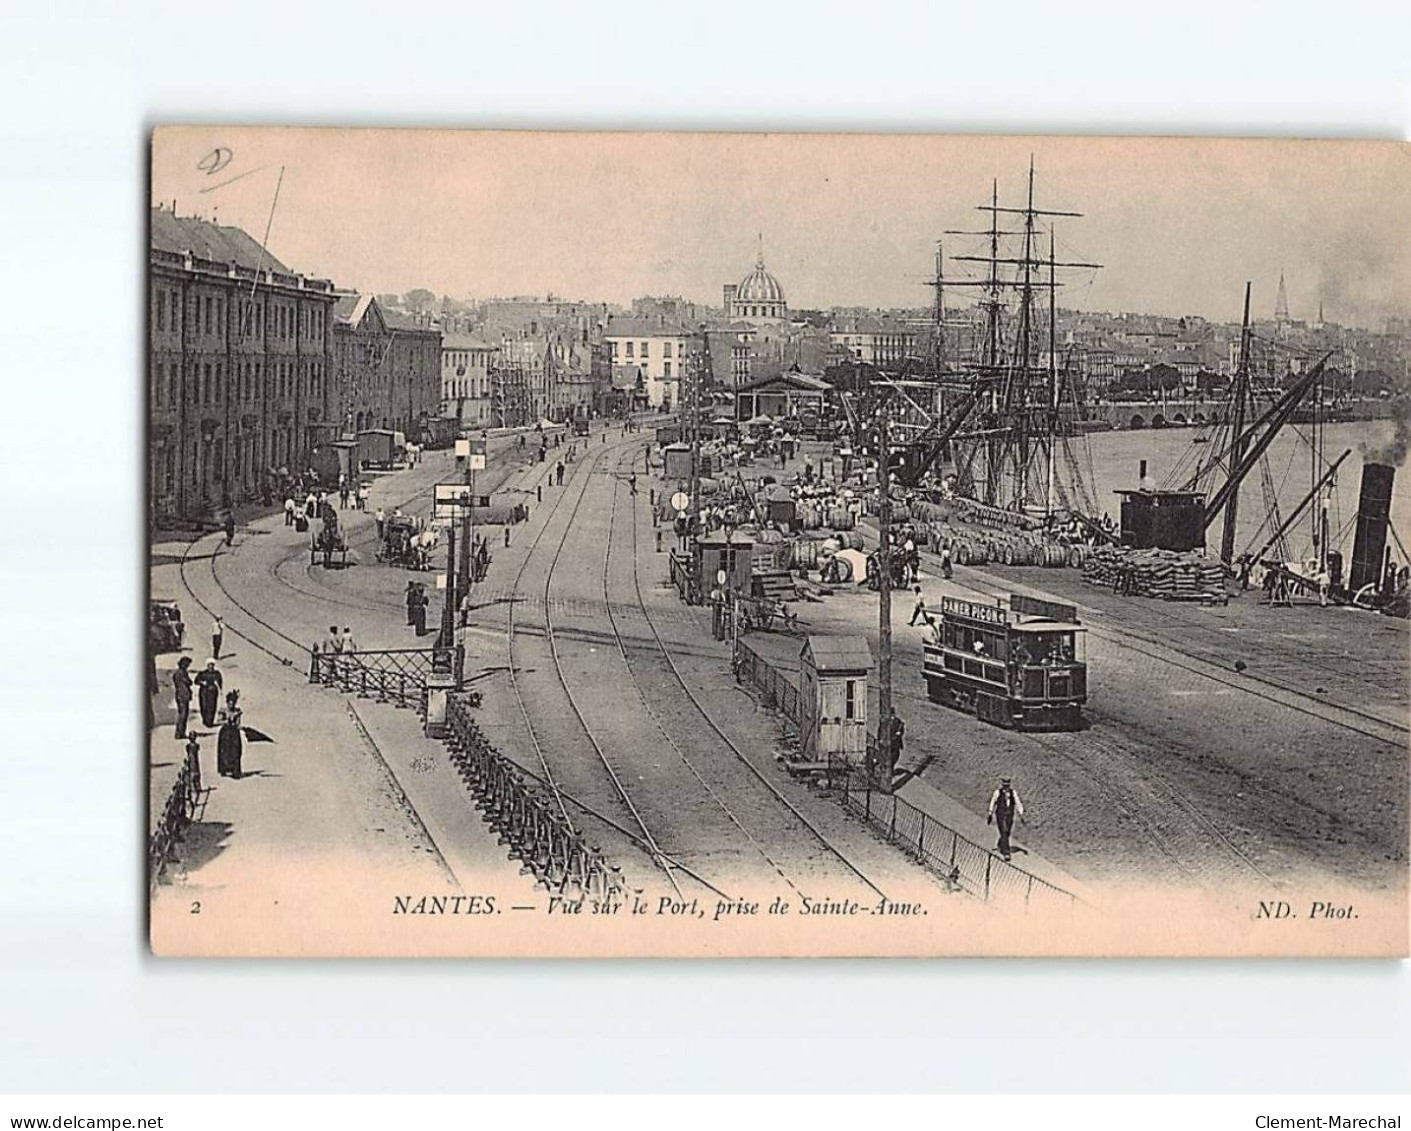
[310,503,349,568]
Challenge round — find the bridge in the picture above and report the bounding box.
[1084,397,1390,431]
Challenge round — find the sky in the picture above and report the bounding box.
[151,128,1410,330]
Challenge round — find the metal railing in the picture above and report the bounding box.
[148,739,203,890]
[733,636,1082,912]
[309,644,463,711]
[444,695,627,899]
[732,637,802,724]
[836,768,1081,912]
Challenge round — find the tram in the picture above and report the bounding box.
[922,593,1087,730]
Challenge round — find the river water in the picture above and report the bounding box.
[1074,419,1409,564]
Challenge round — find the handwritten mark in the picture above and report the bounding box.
[199,163,271,194]
[197,147,234,176]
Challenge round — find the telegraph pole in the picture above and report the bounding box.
[689,332,702,545]
[874,382,895,791]
[439,513,457,648]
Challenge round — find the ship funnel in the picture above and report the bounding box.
[1138,460,1156,492]
[1349,462,1395,593]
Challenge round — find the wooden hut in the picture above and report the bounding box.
[694,530,754,595]
[663,442,693,481]
[798,635,872,764]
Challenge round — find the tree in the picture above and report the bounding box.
[404,288,437,314]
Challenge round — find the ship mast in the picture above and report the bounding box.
[1015,156,1036,510]
[945,162,1098,514]
[1220,281,1253,569]
[1046,228,1058,518]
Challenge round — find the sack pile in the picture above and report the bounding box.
[1082,546,1225,601]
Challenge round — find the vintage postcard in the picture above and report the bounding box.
[146,128,1409,956]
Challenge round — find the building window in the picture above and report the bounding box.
[202,363,211,404]
[640,341,648,356]
[663,342,673,359]
[156,291,166,332]
[202,297,211,334]
[214,363,222,404]
[663,361,672,378]
[625,342,633,358]
[845,679,856,720]
[168,366,178,407]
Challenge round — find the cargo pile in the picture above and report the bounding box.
[1082,545,1227,602]
[879,499,1085,569]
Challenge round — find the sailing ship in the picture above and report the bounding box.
[876,158,1106,532]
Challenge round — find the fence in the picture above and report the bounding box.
[836,769,1080,912]
[734,636,1081,913]
[148,739,203,889]
[309,644,463,711]
[444,695,626,899]
[732,637,803,725]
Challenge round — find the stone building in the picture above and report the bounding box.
[441,332,498,429]
[723,246,788,325]
[602,315,701,410]
[149,207,336,522]
[329,294,442,437]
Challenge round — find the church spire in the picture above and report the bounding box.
[1274,270,1290,323]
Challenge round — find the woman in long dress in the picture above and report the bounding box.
[194,661,222,728]
[216,690,244,779]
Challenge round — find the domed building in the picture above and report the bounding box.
[723,243,787,325]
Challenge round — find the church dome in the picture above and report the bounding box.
[736,255,786,306]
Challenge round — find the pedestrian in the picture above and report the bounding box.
[172,656,193,739]
[556,462,564,487]
[629,473,637,497]
[339,484,349,509]
[889,713,905,761]
[536,483,542,503]
[940,542,954,580]
[217,690,244,779]
[284,496,296,526]
[504,525,511,548]
[305,491,316,518]
[341,626,355,657]
[987,777,1024,862]
[376,507,386,540]
[194,659,223,729]
[406,581,418,625]
[357,484,369,511]
[211,615,224,660]
[224,512,236,547]
[650,487,656,508]
[655,528,663,553]
[908,585,927,626]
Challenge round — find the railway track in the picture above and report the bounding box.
[609,455,888,901]
[898,533,1408,747]
[497,431,729,898]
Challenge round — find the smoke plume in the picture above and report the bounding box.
[1362,395,1411,467]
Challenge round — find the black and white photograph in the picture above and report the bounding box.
[144,128,1409,957]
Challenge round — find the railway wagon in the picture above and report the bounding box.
[922,593,1087,730]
